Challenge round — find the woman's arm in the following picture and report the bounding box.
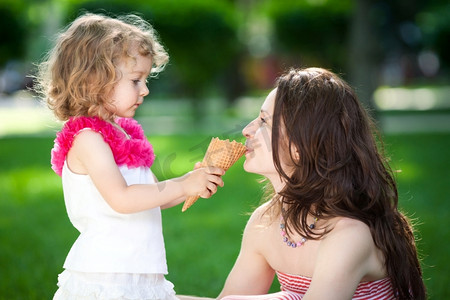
[302,218,383,300]
[218,206,275,298]
[68,130,224,213]
[177,296,214,300]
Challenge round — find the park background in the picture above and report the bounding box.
[0,0,449,298]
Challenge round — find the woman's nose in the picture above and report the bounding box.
[242,120,254,138]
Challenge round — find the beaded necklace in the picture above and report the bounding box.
[280,207,318,248]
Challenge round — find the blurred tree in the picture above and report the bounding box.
[348,0,450,113]
[65,0,241,119]
[140,0,239,95]
[261,0,450,113]
[14,0,446,112]
[417,2,450,71]
[260,0,384,109]
[262,0,352,72]
[0,1,27,67]
[347,0,382,113]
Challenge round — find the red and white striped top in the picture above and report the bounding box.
[277,271,395,300]
[221,272,395,300]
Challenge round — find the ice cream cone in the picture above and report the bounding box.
[182,137,246,212]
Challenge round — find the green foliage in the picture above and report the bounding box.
[417,4,450,68]
[1,0,450,97]
[0,132,449,298]
[262,0,353,70]
[65,0,241,99]
[0,2,27,66]
[140,0,239,97]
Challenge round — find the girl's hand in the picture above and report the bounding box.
[179,166,225,198]
[193,162,202,170]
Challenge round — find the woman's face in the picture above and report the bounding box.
[242,89,279,180]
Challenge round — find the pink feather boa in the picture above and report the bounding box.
[51,116,155,176]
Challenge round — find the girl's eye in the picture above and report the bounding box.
[133,78,149,85]
[260,117,267,124]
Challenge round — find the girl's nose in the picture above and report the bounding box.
[141,84,149,97]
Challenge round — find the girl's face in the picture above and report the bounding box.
[109,48,152,118]
[242,89,279,182]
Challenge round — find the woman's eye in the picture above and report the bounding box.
[132,79,140,85]
[260,117,267,124]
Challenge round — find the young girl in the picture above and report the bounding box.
[36,13,224,299]
[215,68,426,299]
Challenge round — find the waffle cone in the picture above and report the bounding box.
[182,137,246,212]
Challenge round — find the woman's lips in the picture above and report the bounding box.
[245,143,253,155]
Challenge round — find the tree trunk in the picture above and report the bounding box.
[348,0,381,118]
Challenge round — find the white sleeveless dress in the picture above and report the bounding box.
[51,117,178,300]
[53,163,177,300]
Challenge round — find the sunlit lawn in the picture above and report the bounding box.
[0,132,449,299]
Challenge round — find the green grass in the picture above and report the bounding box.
[0,133,449,299]
[384,134,450,299]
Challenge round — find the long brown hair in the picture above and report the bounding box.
[36,13,168,122]
[271,68,426,299]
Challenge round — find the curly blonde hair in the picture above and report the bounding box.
[36,13,168,121]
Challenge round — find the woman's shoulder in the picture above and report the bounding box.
[319,217,377,262]
[240,202,275,236]
[248,201,275,225]
[330,216,368,229]
[319,217,376,264]
[319,217,385,279]
[324,217,373,243]
[240,201,277,255]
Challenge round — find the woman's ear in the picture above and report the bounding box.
[290,143,300,163]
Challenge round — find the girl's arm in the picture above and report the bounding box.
[151,172,185,210]
[68,130,224,214]
[218,206,275,298]
[302,218,382,300]
[159,162,207,210]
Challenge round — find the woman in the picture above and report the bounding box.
[217,68,426,299]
